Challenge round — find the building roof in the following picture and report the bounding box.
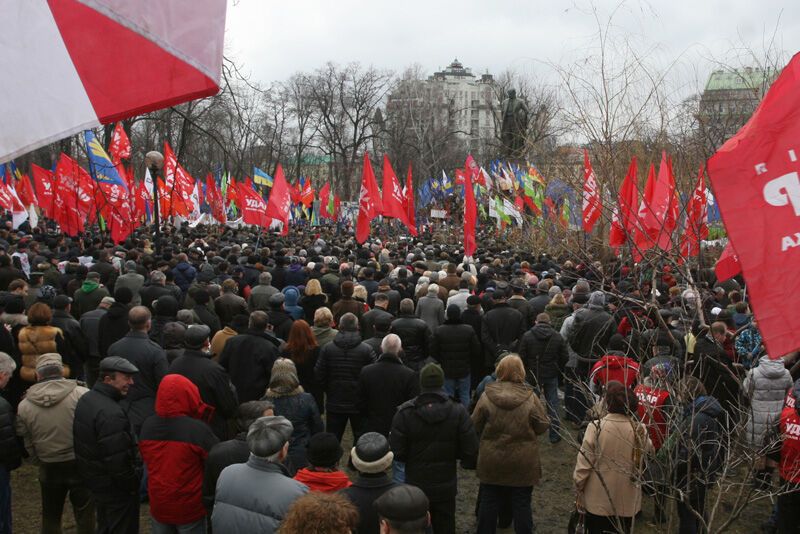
[704,68,777,92]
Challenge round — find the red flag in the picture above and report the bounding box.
[163,142,190,217]
[134,179,151,223]
[333,194,341,221]
[356,153,383,244]
[707,53,800,357]
[381,155,410,226]
[265,164,292,235]
[463,167,477,258]
[108,122,131,161]
[638,153,676,251]
[609,158,639,248]
[319,183,332,219]
[680,166,708,258]
[31,164,55,217]
[239,179,270,228]
[404,164,417,236]
[205,173,226,224]
[465,154,480,183]
[300,180,314,208]
[454,168,466,186]
[288,180,301,204]
[16,173,36,208]
[54,154,93,235]
[582,149,602,233]
[714,242,741,282]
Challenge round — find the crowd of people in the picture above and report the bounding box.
[0,222,798,534]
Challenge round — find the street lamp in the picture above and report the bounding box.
[145,150,164,255]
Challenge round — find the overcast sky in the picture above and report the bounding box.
[225,0,800,95]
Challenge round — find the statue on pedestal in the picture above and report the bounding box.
[501,89,529,160]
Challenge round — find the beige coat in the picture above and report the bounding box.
[16,378,89,463]
[472,381,550,487]
[573,413,652,518]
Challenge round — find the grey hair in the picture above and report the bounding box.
[381,333,402,355]
[259,271,272,285]
[236,400,274,433]
[399,298,415,315]
[338,312,359,332]
[0,352,16,375]
[176,309,194,325]
[150,270,166,283]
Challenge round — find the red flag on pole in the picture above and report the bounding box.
[609,158,639,248]
[205,173,226,223]
[714,242,741,282]
[404,164,417,237]
[582,149,602,233]
[463,169,477,258]
[333,194,341,221]
[163,142,190,217]
[108,122,131,161]
[356,153,383,243]
[31,164,55,217]
[680,166,708,258]
[239,180,270,228]
[319,183,332,219]
[707,53,800,357]
[638,153,676,251]
[381,155,410,227]
[265,164,292,235]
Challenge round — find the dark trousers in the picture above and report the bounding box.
[0,466,10,534]
[326,412,364,443]
[585,513,632,534]
[677,481,707,534]
[96,493,140,534]
[564,368,590,423]
[777,481,800,533]
[428,497,456,534]
[476,484,533,534]
[39,461,94,534]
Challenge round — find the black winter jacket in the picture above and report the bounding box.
[0,395,21,470]
[51,309,89,365]
[357,354,419,436]
[518,323,569,384]
[315,331,375,414]
[431,320,481,379]
[340,473,400,534]
[107,331,169,434]
[218,329,280,403]
[202,434,249,511]
[267,309,294,341]
[389,390,478,500]
[98,302,132,358]
[568,304,616,374]
[169,349,239,440]
[359,307,394,341]
[481,303,526,362]
[73,382,140,501]
[390,315,432,371]
[266,392,323,472]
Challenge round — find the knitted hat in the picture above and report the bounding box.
[247,416,293,458]
[307,432,343,468]
[420,363,444,390]
[351,432,394,474]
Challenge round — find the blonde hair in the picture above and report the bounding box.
[549,293,567,306]
[352,284,368,301]
[495,354,526,383]
[305,279,322,296]
[313,307,333,327]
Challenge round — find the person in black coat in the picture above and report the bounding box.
[139,271,173,312]
[390,299,433,372]
[169,325,239,440]
[202,400,275,513]
[518,313,569,443]
[0,352,23,531]
[50,295,90,376]
[389,363,478,534]
[481,290,526,365]
[189,288,222,338]
[340,432,400,534]
[98,287,134,358]
[360,293,394,341]
[218,311,280,403]
[363,314,392,356]
[149,295,179,346]
[431,305,481,407]
[690,322,741,422]
[568,291,617,376]
[460,295,486,390]
[73,357,141,534]
[0,255,25,292]
[266,293,294,342]
[357,334,419,437]
[314,313,375,442]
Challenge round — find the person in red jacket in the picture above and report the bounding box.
[293,432,351,493]
[777,380,800,533]
[139,374,219,533]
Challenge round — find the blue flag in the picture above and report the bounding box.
[84,131,128,190]
[253,166,273,187]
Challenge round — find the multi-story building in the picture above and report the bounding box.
[698,67,777,150]
[386,59,499,149]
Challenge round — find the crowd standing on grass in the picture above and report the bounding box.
[0,222,798,533]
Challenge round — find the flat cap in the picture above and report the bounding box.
[374,484,429,523]
[247,415,293,458]
[98,356,138,374]
[184,324,211,349]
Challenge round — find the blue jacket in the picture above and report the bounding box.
[172,262,197,293]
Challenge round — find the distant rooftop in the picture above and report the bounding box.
[704,67,778,92]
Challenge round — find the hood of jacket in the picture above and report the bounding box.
[687,395,723,419]
[282,286,300,307]
[154,374,214,421]
[293,468,351,492]
[80,280,100,294]
[412,391,455,424]
[25,378,78,407]
[530,322,555,341]
[484,381,533,410]
[106,302,129,320]
[333,330,363,350]
[175,261,194,273]
[154,295,179,317]
[756,355,788,379]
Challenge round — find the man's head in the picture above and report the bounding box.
[235,400,274,433]
[53,295,72,313]
[351,432,394,475]
[35,353,65,382]
[98,356,138,396]
[375,484,430,534]
[128,306,151,332]
[249,310,269,332]
[99,296,115,310]
[221,279,238,294]
[466,295,481,310]
[258,271,272,286]
[373,292,389,310]
[0,351,16,389]
[150,270,166,286]
[184,324,211,351]
[535,312,551,326]
[419,363,444,392]
[399,298,415,316]
[247,415,293,462]
[8,279,27,296]
[124,260,137,274]
[338,312,359,333]
[710,321,728,343]
[381,333,402,356]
